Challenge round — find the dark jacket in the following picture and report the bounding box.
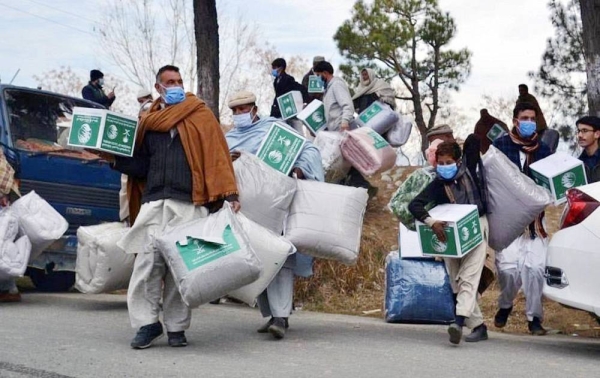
[579,148,600,183]
[353,93,380,114]
[270,72,309,118]
[474,113,508,154]
[82,82,115,108]
[492,134,552,177]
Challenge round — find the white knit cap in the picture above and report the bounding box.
[136,88,152,99]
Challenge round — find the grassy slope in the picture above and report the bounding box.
[295,166,600,337]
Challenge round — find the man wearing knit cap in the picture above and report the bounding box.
[426,124,455,144]
[81,69,116,108]
[225,90,323,340]
[302,56,326,101]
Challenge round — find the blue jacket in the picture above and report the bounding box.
[493,134,552,177]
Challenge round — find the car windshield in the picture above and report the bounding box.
[4,89,103,159]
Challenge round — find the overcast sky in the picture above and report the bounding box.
[0,0,555,124]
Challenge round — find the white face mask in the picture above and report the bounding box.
[98,78,105,86]
[232,109,256,128]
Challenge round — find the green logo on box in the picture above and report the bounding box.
[100,113,137,156]
[176,225,240,271]
[256,123,306,175]
[359,102,383,124]
[551,166,586,200]
[278,94,298,119]
[308,75,324,93]
[69,114,102,147]
[369,130,389,150]
[305,104,326,133]
[486,124,504,141]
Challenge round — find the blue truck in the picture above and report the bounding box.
[0,84,122,291]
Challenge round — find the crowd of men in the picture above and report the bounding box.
[3,59,600,350]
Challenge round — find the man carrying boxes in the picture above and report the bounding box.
[225,90,324,340]
[270,58,309,119]
[492,102,552,336]
[408,142,490,345]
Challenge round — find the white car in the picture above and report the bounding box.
[544,182,600,321]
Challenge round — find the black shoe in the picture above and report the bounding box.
[167,331,188,347]
[268,317,287,340]
[448,323,463,345]
[465,324,489,342]
[130,322,163,349]
[494,306,513,328]
[257,317,274,333]
[528,317,547,336]
[209,298,221,305]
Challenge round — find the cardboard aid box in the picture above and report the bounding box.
[277,91,304,120]
[307,75,324,93]
[398,223,425,258]
[529,152,587,205]
[297,100,326,135]
[68,107,138,157]
[256,123,307,175]
[486,123,506,142]
[415,204,482,258]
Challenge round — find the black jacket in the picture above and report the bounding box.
[579,149,600,183]
[270,73,309,118]
[82,82,115,108]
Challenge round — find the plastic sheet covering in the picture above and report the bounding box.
[384,252,455,324]
[0,236,31,280]
[0,208,19,242]
[228,213,295,305]
[313,131,351,183]
[385,115,412,147]
[340,127,397,177]
[75,222,134,294]
[388,168,435,230]
[233,152,297,234]
[482,146,553,251]
[357,101,399,135]
[285,180,368,265]
[155,204,262,308]
[11,191,68,260]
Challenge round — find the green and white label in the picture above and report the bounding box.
[99,113,137,156]
[531,170,552,192]
[308,75,324,93]
[176,225,240,271]
[256,123,306,175]
[552,165,586,201]
[278,92,300,119]
[417,225,458,257]
[486,123,504,141]
[302,104,326,133]
[456,210,483,253]
[69,114,102,148]
[369,130,390,150]
[359,102,383,124]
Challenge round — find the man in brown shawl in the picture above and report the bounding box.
[516,84,547,132]
[105,65,239,349]
[474,109,509,154]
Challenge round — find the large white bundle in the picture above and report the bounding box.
[357,101,399,135]
[341,127,397,177]
[385,115,412,147]
[11,191,69,260]
[313,131,351,183]
[285,180,369,265]
[155,204,262,308]
[0,236,31,280]
[75,222,133,294]
[0,208,19,242]
[233,152,297,234]
[228,213,295,305]
[482,146,553,251]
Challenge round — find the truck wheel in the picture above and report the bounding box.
[27,268,75,292]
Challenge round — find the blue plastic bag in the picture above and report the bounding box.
[384,252,455,324]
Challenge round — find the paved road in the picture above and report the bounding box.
[1,293,599,378]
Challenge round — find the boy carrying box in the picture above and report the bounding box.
[408,141,490,345]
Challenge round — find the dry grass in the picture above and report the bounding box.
[295,166,600,338]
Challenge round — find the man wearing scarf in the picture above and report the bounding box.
[108,65,239,349]
[225,90,324,339]
[352,68,396,114]
[492,102,551,335]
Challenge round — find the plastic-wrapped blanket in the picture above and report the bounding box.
[155,205,262,308]
[384,252,455,324]
[385,115,413,147]
[0,208,19,242]
[0,236,31,279]
[75,222,134,294]
[313,131,351,183]
[388,168,435,230]
[233,152,297,234]
[341,127,397,177]
[285,180,368,265]
[11,191,69,260]
[357,101,399,135]
[228,213,295,305]
[482,146,553,251]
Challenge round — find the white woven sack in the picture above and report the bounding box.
[155,204,262,308]
[0,207,19,242]
[228,213,295,305]
[313,131,351,183]
[11,191,68,260]
[285,180,368,265]
[75,222,133,294]
[0,236,31,280]
[233,152,297,234]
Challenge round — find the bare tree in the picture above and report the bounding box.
[580,0,600,116]
[194,0,220,117]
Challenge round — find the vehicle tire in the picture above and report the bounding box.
[27,268,75,292]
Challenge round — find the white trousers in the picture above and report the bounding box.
[495,234,548,321]
[119,199,208,332]
[444,216,488,329]
[256,265,294,318]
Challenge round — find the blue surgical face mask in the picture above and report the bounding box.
[518,120,536,138]
[437,163,458,180]
[232,108,256,128]
[271,69,280,78]
[160,85,185,105]
[319,75,327,89]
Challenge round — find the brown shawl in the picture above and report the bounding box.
[127,93,238,223]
